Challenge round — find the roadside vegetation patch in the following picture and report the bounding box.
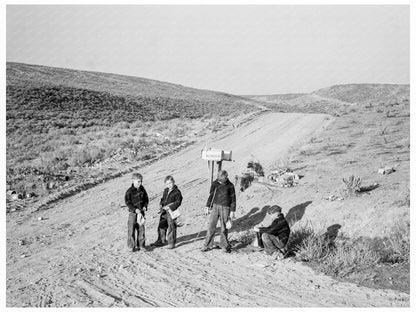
[287,221,409,292]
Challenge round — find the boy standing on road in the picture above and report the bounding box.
[253,205,290,259]
[201,170,236,253]
[152,175,183,249]
[124,173,149,252]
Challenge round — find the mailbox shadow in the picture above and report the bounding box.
[323,224,342,243]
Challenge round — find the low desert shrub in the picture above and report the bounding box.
[295,228,334,262]
[342,175,361,196]
[247,161,264,176]
[235,173,255,192]
[384,221,410,263]
[321,236,380,277]
[286,223,315,252]
[289,223,409,278]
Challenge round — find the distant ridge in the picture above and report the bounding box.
[246,83,408,102]
[312,83,409,103]
[6,62,267,134]
[7,62,263,114]
[243,83,409,114]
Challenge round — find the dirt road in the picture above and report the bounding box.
[6,112,410,307]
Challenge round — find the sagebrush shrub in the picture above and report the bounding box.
[236,173,255,192]
[247,161,265,176]
[342,175,361,195]
[385,221,410,263]
[289,223,410,278]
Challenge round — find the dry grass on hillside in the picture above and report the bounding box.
[6,116,236,201]
[6,62,261,204]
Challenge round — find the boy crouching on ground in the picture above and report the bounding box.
[253,205,290,259]
[124,173,149,252]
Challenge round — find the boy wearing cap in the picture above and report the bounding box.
[253,205,290,259]
[201,170,236,253]
[124,173,149,252]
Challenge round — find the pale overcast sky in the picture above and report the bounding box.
[6,5,410,95]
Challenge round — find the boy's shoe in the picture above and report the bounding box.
[212,243,221,249]
[200,246,210,252]
[132,247,139,252]
[151,241,166,247]
[273,251,284,260]
[222,248,231,253]
[165,245,175,249]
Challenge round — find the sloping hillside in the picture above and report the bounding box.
[7,62,263,137]
[242,93,306,103]
[243,83,409,115]
[7,62,261,108]
[6,62,263,202]
[312,83,410,104]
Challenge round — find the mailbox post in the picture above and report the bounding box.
[201,147,233,186]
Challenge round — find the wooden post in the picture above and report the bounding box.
[217,161,222,172]
[210,160,215,186]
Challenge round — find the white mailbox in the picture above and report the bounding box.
[222,150,232,161]
[202,147,233,186]
[201,148,232,161]
[201,148,224,161]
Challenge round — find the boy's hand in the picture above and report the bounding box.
[230,211,236,219]
[253,226,260,232]
[135,208,140,214]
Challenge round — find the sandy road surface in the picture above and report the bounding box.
[6,112,410,307]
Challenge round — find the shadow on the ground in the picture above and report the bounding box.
[175,206,270,248]
[359,183,380,193]
[174,201,313,252]
[323,224,342,243]
[286,201,312,227]
[232,201,314,253]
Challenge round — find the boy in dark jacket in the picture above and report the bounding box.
[201,170,236,253]
[124,173,149,252]
[254,205,290,259]
[152,175,183,249]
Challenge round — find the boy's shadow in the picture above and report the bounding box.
[233,201,313,253]
[286,201,312,226]
[175,206,270,248]
[231,206,269,233]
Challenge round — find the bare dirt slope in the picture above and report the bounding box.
[6,112,409,307]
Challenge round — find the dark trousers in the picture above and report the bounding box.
[261,233,285,255]
[156,211,177,246]
[166,212,177,247]
[127,212,145,248]
[156,212,168,244]
[203,204,230,251]
[255,231,265,248]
